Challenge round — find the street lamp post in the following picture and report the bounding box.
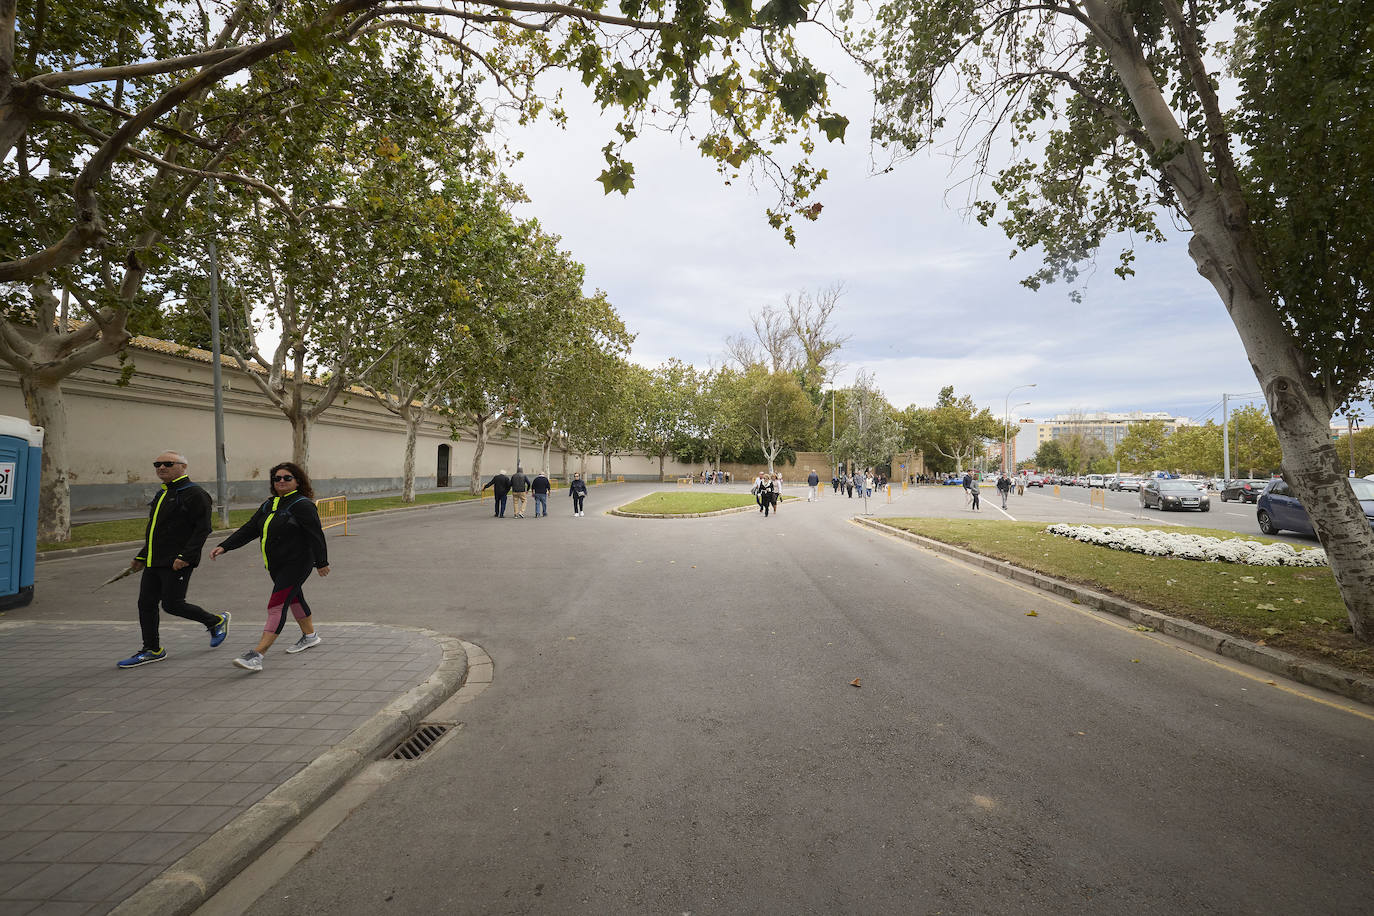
[1004,384,1037,474]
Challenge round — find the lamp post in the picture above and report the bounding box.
[1004,384,1036,474]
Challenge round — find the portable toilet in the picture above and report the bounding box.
[0,416,44,608]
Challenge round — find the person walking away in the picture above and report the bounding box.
[211,462,330,672]
[117,451,229,668]
[570,472,588,516]
[531,470,551,517]
[807,468,820,502]
[997,473,1012,509]
[483,469,512,518]
[509,466,530,517]
[970,478,982,511]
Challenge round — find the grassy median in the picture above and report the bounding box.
[40,491,481,552]
[881,518,1374,678]
[616,491,779,515]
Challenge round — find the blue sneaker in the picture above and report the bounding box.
[209,612,230,647]
[117,648,166,669]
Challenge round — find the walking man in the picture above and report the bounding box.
[508,466,530,517]
[997,472,1012,509]
[117,450,228,668]
[531,469,551,517]
[482,469,512,518]
[807,468,820,502]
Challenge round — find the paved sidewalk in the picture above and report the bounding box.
[0,620,461,916]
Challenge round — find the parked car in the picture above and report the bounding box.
[1087,474,1106,488]
[1140,478,1211,511]
[1219,478,1269,503]
[1113,476,1142,492]
[1256,477,1374,537]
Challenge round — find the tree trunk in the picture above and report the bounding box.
[469,414,497,495]
[401,405,419,503]
[290,412,311,470]
[658,451,666,481]
[19,375,71,543]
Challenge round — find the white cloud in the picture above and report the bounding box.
[499,43,1315,426]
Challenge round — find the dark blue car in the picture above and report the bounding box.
[1256,477,1374,537]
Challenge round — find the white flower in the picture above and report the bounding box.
[1042,524,1327,567]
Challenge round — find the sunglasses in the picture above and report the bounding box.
[272,474,295,482]
[153,461,182,468]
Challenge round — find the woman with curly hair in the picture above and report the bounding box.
[210,461,331,672]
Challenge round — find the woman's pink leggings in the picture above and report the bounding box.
[264,583,311,634]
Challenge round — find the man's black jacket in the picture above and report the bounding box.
[509,472,530,493]
[135,476,213,568]
[483,474,512,497]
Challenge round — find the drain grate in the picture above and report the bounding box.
[389,723,450,760]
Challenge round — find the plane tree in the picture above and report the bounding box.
[860,0,1374,637]
[2,0,848,538]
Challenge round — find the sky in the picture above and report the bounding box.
[498,46,1281,432]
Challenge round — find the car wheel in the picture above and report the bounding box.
[1201,505,1210,512]
[1220,493,1228,502]
[1257,510,1277,535]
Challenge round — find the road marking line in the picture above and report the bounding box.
[855,519,1374,724]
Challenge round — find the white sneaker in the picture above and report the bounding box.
[233,650,263,672]
[286,632,322,654]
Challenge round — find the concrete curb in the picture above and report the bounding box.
[108,627,470,916]
[854,517,1374,707]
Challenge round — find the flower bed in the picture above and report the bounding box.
[1044,524,1328,567]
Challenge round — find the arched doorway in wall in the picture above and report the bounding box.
[437,444,451,488]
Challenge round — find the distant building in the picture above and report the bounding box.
[1034,411,1195,452]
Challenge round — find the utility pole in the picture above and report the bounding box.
[1222,392,1230,484]
[207,180,229,527]
[1004,383,1036,474]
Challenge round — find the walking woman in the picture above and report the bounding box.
[570,471,588,516]
[210,462,330,672]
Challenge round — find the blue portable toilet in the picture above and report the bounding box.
[0,415,44,608]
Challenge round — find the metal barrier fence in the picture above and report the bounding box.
[316,496,350,534]
[1090,489,1107,510]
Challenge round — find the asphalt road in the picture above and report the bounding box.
[29,483,1373,914]
[1000,482,1313,544]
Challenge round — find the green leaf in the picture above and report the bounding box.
[817,114,848,143]
[756,0,811,28]
[597,163,636,195]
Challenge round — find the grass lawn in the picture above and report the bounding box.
[617,491,784,514]
[40,491,480,552]
[882,518,1374,679]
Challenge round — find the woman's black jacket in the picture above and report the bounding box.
[217,491,328,575]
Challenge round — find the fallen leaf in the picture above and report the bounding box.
[1239,576,1258,583]
[1256,603,1279,612]
[1261,627,1284,636]
[1025,610,1039,617]
[1134,625,1155,632]
[1131,659,1140,663]
[1293,598,1305,605]
[1265,581,1277,586]
[850,678,862,688]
